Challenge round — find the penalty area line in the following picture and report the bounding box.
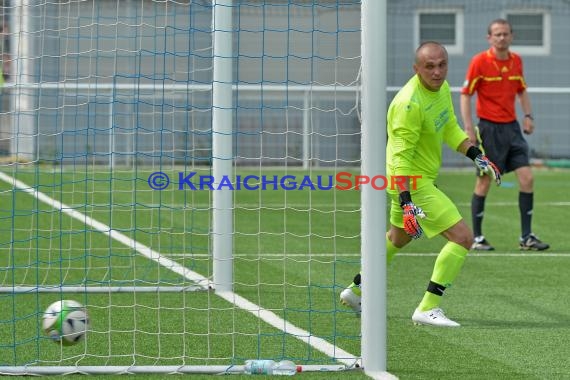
[398,252,570,257]
[165,252,570,258]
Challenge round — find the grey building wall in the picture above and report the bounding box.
[2,0,569,166]
[5,0,361,166]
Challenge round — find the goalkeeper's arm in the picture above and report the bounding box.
[399,190,426,239]
[463,144,502,186]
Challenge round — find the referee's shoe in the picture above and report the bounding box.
[520,233,549,251]
[471,235,494,251]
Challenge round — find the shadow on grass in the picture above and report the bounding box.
[459,293,570,329]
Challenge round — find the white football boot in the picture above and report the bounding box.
[412,308,460,327]
[339,287,361,316]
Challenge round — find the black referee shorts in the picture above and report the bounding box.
[476,118,530,174]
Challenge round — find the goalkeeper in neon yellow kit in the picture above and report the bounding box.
[340,41,501,327]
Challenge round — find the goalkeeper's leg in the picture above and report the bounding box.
[339,232,403,315]
[412,220,471,327]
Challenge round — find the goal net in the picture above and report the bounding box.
[0,0,364,375]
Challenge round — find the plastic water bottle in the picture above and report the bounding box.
[272,360,300,376]
[244,359,300,376]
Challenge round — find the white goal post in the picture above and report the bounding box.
[360,0,389,378]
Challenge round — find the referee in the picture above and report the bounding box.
[460,18,549,251]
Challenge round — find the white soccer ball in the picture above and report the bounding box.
[42,300,89,346]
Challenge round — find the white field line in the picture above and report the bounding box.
[0,171,209,289]
[397,252,570,257]
[82,201,570,209]
[0,171,360,367]
[215,290,360,367]
[166,252,570,258]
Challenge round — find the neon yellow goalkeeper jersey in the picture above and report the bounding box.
[386,75,468,186]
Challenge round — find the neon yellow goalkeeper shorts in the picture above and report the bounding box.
[388,183,463,238]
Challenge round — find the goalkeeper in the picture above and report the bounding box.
[340,41,500,327]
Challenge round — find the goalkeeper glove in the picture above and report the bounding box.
[466,146,501,186]
[399,191,426,240]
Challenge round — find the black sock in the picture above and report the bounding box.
[471,194,486,237]
[427,281,446,296]
[353,273,361,286]
[519,192,533,239]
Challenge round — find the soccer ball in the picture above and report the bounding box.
[42,300,89,346]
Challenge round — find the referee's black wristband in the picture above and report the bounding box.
[399,190,412,207]
[466,146,482,161]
